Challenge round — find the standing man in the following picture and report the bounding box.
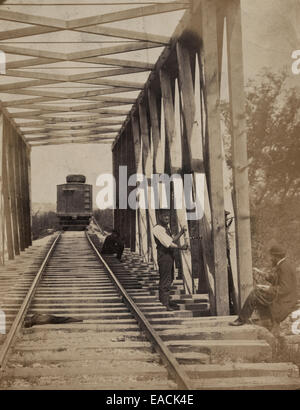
[230,244,298,331]
[152,211,188,311]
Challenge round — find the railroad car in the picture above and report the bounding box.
[56,175,92,230]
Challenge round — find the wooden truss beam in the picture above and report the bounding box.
[31,138,114,146]
[26,130,118,141]
[0,9,67,29]
[67,1,189,29]
[0,42,161,62]
[5,56,153,71]
[6,87,138,100]
[8,100,131,112]
[77,25,169,44]
[77,57,154,70]
[18,119,124,129]
[0,26,60,41]
[0,2,188,32]
[113,2,192,149]
[4,67,148,83]
[13,113,126,122]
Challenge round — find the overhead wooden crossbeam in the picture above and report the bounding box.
[25,129,120,140]
[77,26,169,44]
[0,0,190,145]
[6,101,132,112]
[31,139,115,146]
[9,107,129,119]
[29,134,116,145]
[113,3,192,148]
[6,57,154,70]
[0,78,144,92]
[23,124,121,135]
[0,2,188,29]
[6,87,139,99]
[4,68,148,82]
[18,119,124,128]
[27,133,116,142]
[16,116,125,126]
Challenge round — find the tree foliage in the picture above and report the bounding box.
[93,208,113,232]
[32,211,59,240]
[222,70,300,207]
[246,71,300,205]
[222,70,300,267]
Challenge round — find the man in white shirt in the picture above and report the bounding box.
[152,211,188,311]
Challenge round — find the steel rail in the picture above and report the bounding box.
[86,231,193,390]
[0,232,62,370]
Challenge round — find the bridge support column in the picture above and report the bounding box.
[225,0,253,306]
[0,111,32,264]
[200,0,229,315]
[130,113,143,256]
[111,0,252,316]
[138,101,156,266]
[7,122,20,256]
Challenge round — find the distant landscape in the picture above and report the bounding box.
[31,203,113,240]
[32,203,56,215]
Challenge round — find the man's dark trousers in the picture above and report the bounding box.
[239,289,273,322]
[157,252,175,306]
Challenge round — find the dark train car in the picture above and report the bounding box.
[57,175,92,230]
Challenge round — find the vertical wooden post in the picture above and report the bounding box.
[122,130,130,248]
[15,135,25,251]
[26,144,32,246]
[159,68,194,294]
[119,132,126,244]
[148,86,165,268]
[131,113,142,255]
[226,0,253,306]
[2,118,14,259]
[127,123,136,252]
[139,98,158,268]
[200,0,229,315]
[112,142,119,234]
[138,101,152,262]
[148,87,164,175]
[116,140,120,235]
[20,140,30,248]
[176,41,215,298]
[7,126,20,255]
[0,112,4,264]
[18,138,27,249]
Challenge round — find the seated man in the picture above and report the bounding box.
[230,244,298,331]
[101,230,124,261]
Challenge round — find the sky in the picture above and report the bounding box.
[30,0,300,207]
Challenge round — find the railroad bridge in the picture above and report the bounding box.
[0,0,252,317]
[0,0,300,391]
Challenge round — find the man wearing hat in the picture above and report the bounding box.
[153,211,188,311]
[230,244,298,328]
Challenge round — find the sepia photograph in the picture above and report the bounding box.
[0,0,299,394]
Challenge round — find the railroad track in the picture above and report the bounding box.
[0,230,300,390]
[0,231,193,390]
